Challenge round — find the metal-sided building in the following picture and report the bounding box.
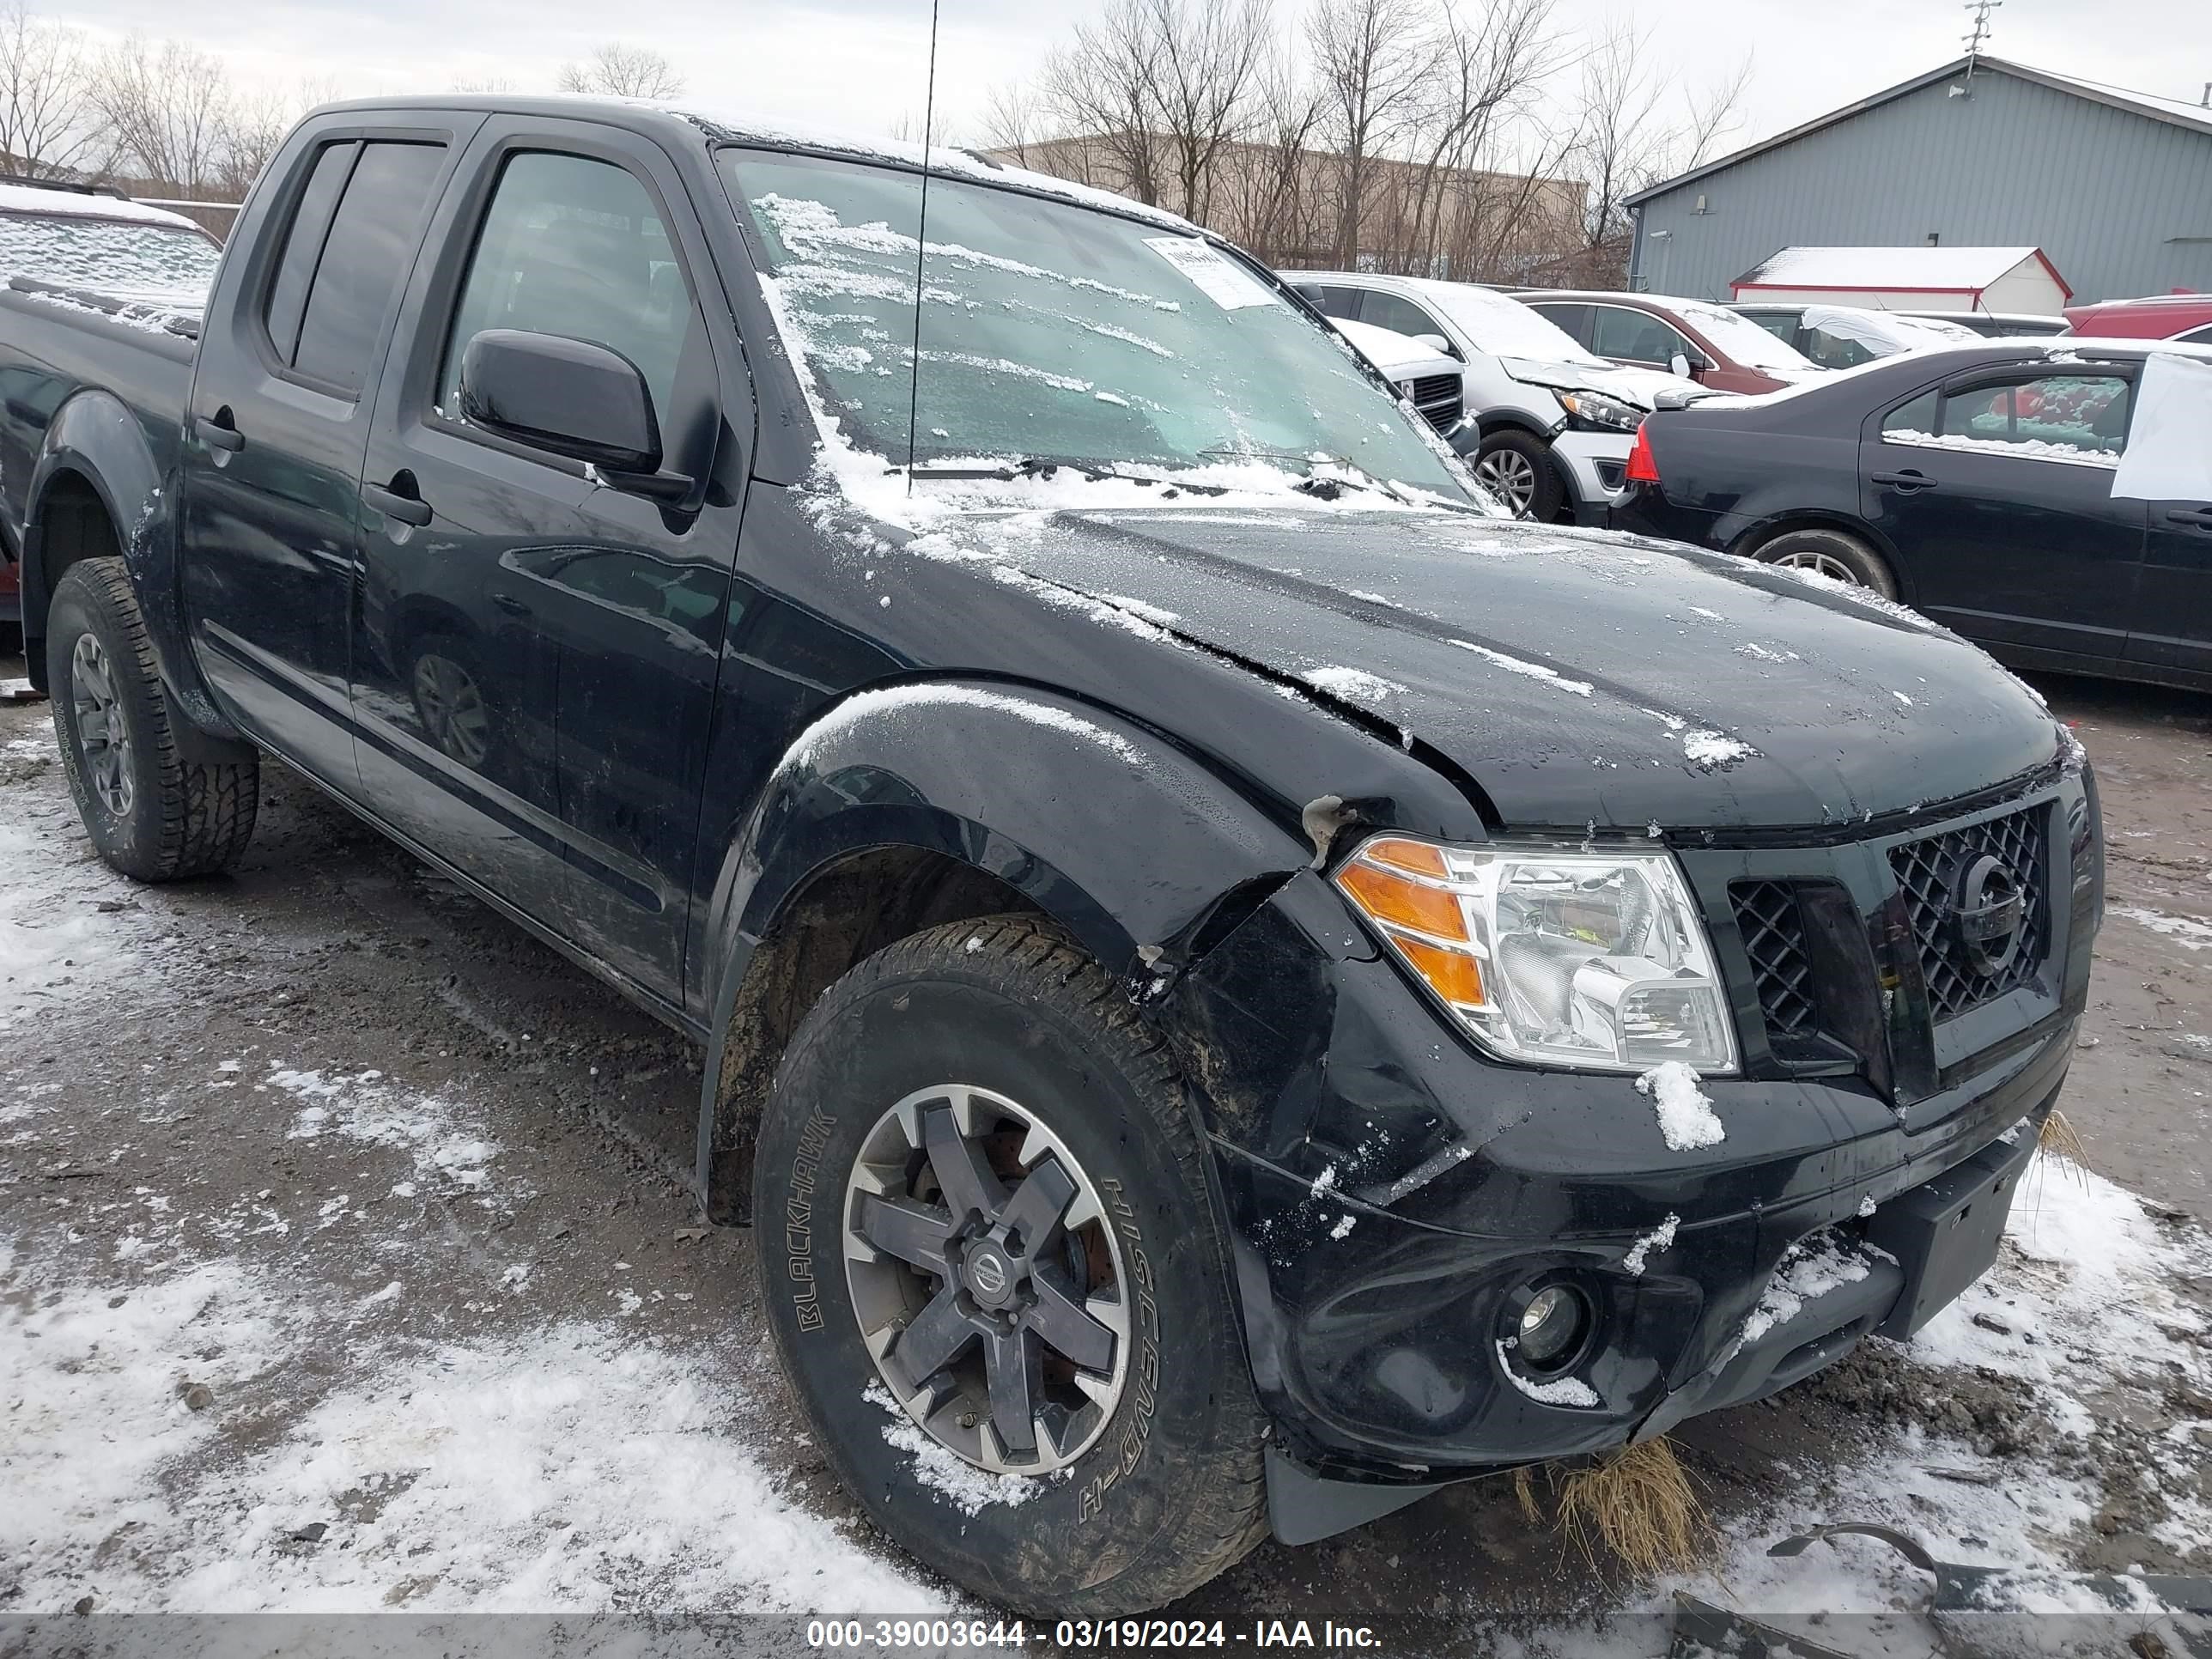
[1626,56,2212,307]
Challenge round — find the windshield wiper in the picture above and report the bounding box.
[1194,447,1430,507]
[902,457,1229,496]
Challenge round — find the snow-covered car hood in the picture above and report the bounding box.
[1330,317,1458,383]
[1495,356,1705,412]
[955,507,2062,830]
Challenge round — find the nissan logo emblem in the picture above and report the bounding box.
[968,1248,1010,1301]
[1951,853,2024,975]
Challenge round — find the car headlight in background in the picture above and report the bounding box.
[1556,390,1643,433]
[1334,836,1739,1074]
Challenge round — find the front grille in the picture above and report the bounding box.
[1888,803,2049,1022]
[1732,880,1819,1037]
[1408,373,1461,430]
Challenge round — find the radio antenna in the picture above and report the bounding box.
[902,0,942,495]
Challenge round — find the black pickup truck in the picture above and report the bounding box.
[4,96,2100,1613]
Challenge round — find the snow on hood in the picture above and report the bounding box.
[929,507,2062,830]
[0,182,206,230]
[1330,317,1457,380]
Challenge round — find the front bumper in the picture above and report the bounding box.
[1550,431,1633,524]
[1165,769,2098,1537]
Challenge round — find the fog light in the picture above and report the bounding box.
[1516,1284,1589,1370]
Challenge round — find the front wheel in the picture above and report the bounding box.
[1472,429,1564,521]
[47,557,258,881]
[754,916,1268,1613]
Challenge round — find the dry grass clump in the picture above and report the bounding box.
[2038,1106,2088,1170]
[1542,1438,1717,1578]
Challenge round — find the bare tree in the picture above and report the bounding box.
[1216,40,1327,264]
[1133,0,1273,222]
[0,2,100,179]
[1036,1,1167,204]
[1308,0,1429,265]
[91,36,232,197]
[977,82,1048,168]
[1565,22,1749,288]
[556,41,684,100]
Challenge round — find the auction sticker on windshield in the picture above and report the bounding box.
[1144,235,1279,310]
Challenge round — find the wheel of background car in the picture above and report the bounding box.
[46,557,258,882]
[1752,527,1899,601]
[753,915,1269,1614]
[1474,429,1562,521]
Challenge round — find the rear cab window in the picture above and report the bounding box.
[262,140,448,396]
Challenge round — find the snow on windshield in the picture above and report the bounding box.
[1663,296,1818,372]
[1413,281,1608,367]
[724,149,1472,502]
[0,211,219,300]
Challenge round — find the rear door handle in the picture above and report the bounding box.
[362,483,433,527]
[1871,470,1935,493]
[195,415,243,453]
[2166,507,2212,530]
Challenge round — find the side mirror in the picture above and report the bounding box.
[1413,331,1457,358]
[459,329,663,475]
[1668,352,1692,379]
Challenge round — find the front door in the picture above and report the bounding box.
[183,123,462,786]
[351,118,744,1007]
[1860,368,2147,670]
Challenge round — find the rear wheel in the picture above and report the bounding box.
[1473,429,1564,521]
[1751,526,1899,599]
[47,558,258,881]
[754,916,1268,1613]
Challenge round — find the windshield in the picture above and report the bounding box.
[721,149,1470,498]
[0,211,220,296]
[1664,296,1819,372]
[1414,281,1610,368]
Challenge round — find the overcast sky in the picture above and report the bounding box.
[52,0,2212,168]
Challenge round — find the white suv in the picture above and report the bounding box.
[1284,270,1693,520]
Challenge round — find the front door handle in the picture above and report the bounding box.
[195,414,243,453]
[1871,470,1935,493]
[2166,507,2212,530]
[362,481,433,528]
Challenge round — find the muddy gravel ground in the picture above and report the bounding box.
[3,659,2210,1654]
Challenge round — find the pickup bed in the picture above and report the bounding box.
[3,95,2101,1614]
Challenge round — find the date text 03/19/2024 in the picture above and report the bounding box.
[804,1620,1385,1650]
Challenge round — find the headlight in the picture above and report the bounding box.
[1557,391,1642,433]
[1334,835,1739,1074]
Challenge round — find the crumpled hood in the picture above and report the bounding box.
[960,507,2061,831]
[1497,356,1698,413]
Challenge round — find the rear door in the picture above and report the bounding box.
[1859,367,2147,669]
[184,118,470,786]
[350,116,745,1006]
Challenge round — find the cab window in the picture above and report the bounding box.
[441,150,695,421]
[1356,289,1449,346]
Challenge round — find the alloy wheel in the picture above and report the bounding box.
[412,653,490,767]
[70,632,133,816]
[844,1083,1129,1475]
[1474,447,1538,517]
[1769,550,1864,586]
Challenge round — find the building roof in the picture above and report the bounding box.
[1626,55,2212,209]
[1733,245,2070,300]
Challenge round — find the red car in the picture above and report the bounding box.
[1516,289,1823,394]
[2061,294,2212,343]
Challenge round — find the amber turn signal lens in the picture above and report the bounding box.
[1361,836,1449,878]
[1393,932,1484,1007]
[1338,860,1466,940]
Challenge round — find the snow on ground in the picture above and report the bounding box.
[2113,902,2212,951]
[3,1245,937,1613]
[0,713,158,1026]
